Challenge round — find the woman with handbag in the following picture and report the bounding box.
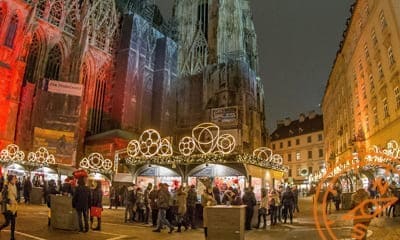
[257,188,268,229]
[90,180,103,231]
[0,175,18,240]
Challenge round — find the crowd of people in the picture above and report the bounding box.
[113,182,301,236]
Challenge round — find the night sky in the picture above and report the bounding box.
[155,0,353,131]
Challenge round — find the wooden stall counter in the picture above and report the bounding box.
[204,205,246,240]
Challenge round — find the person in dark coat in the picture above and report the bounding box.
[23,176,32,204]
[72,177,91,232]
[186,185,197,229]
[90,181,103,231]
[212,186,221,205]
[242,187,257,230]
[153,183,174,233]
[281,186,295,224]
[46,180,59,226]
[149,184,159,227]
[61,177,73,196]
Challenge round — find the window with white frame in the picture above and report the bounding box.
[373,106,379,125]
[372,30,378,45]
[395,87,400,110]
[379,10,387,29]
[378,62,384,79]
[369,74,375,92]
[388,46,395,66]
[364,43,369,60]
[296,152,301,160]
[383,98,389,118]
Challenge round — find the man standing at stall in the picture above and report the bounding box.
[186,185,197,229]
[242,187,257,230]
[73,177,91,233]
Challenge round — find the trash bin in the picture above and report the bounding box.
[205,205,245,240]
[31,187,43,204]
[50,195,79,231]
[341,192,354,210]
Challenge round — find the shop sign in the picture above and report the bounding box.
[211,106,238,125]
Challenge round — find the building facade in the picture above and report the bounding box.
[270,112,325,188]
[322,0,400,167]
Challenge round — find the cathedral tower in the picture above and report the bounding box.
[173,0,267,152]
[173,0,258,76]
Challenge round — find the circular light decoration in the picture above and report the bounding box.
[216,134,236,154]
[127,140,140,157]
[192,123,220,154]
[253,147,273,162]
[159,138,173,157]
[139,129,162,158]
[0,149,8,162]
[179,136,196,156]
[271,154,283,165]
[1,144,25,163]
[28,147,55,165]
[80,158,90,169]
[80,153,113,172]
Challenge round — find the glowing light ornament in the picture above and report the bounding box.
[28,147,55,165]
[127,140,140,157]
[80,153,113,172]
[216,134,236,154]
[0,144,25,163]
[179,136,196,156]
[139,129,162,158]
[159,138,173,157]
[252,147,273,161]
[192,123,220,154]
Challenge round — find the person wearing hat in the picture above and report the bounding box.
[351,180,371,240]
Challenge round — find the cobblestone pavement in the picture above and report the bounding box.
[0,197,399,240]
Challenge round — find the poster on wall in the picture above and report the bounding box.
[211,106,238,126]
[33,127,76,165]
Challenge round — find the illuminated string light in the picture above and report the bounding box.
[80,152,113,173]
[28,147,55,165]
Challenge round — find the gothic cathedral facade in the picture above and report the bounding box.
[0,0,266,166]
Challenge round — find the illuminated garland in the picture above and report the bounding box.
[80,152,113,174]
[28,147,56,165]
[0,144,25,163]
[125,153,288,172]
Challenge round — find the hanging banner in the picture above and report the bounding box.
[45,79,83,97]
[211,106,238,125]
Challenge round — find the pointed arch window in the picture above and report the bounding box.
[5,13,18,48]
[88,69,106,134]
[0,7,4,29]
[95,25,107,50]
[49,1,63,27]
[36,0,46,18]
[65,5,77,35]
[45,45,62,80]
[23,34,40,84]
[197,2,208,40]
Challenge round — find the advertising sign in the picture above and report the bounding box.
[45,80,83,97]
[33,127,76,165]
[211,106,238,125]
